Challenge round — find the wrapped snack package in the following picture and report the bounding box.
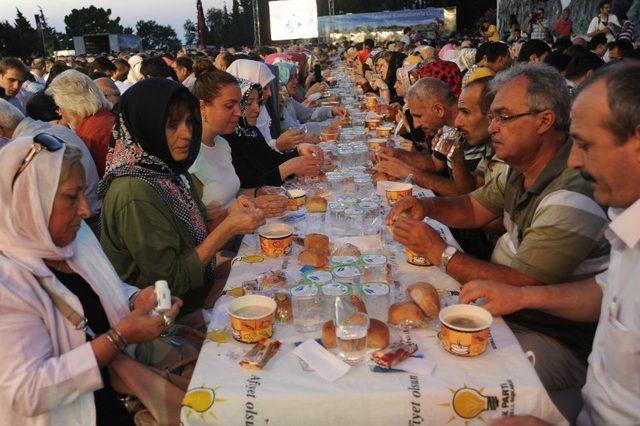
[239,339,282,370]
[370,342,418,369]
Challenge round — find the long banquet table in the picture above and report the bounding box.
[181,185,567,426]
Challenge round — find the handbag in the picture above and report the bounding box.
[37,279,205,426]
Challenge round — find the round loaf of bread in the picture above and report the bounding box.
[297,249,328,268]
[304,233,330,255]
[407,282,440,319]
[388,301,428,327]
[321,317,389,350]
[306,196,327,213]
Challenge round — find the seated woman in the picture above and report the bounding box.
[190,68,288,217]
[274,62,347,135]
[99,78,265,314]
[226,59,308,152]
[368,51,407,104]
[224,78,323,189]
[0,136,180,425]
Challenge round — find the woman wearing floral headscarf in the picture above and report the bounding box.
[224,78,323,189]
[99,78,265,314]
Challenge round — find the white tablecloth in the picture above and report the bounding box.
[182,186,567,425]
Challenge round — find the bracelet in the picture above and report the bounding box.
[105,328,128,352]
[254,186,263,197]
[128,291,141,311]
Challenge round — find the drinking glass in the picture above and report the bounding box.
[291,284,323,333]
[335,301,369,365]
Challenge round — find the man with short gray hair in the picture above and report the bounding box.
[388,63,610,393]
[376,78,487,195]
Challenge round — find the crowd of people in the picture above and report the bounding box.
[0,3,639,424]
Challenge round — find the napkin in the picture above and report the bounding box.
[292,339,351,382]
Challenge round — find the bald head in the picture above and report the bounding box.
[94,77,120,107]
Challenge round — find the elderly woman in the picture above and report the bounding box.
[99,78,265,314]
[46,69,114,177]
[224,78,323,189]
[274,61,346,135]
[0,136,181,425]
[189,68,288,217]
[226,59,306,152]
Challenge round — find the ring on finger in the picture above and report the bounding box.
[162,313,173,328]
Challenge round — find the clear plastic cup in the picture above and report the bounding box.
[290,284,323,333]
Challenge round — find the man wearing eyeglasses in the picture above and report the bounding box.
[388,63,610,395]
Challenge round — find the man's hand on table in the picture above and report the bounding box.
[386,196,428,224]
[460,280,526,316]
[392,216,446,266]
[490,415,552,426]
[375,151,414,180]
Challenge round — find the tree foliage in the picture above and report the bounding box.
[183,19,198,46]
[135,20,181,51]
[64,6,124,36]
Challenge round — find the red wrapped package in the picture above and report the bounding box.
[370,342,418,369]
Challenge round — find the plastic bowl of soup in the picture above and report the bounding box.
[439,304,493,357]
[227,295,277,343]
[385,182,413,205]
[258,223,293,257]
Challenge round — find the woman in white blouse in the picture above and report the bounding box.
[0,135,181,425]
[190,68,289,217]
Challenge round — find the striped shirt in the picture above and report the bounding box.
[471,141,610,283]
[470,141,610,359]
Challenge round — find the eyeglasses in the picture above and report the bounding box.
[12,133,65,188]
[487,110,540,125]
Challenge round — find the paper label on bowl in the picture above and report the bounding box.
[321,282,351,296]
[305,270,333,284]
[331,255,357,265]
[332,265,362,279]
[361,255,387,266]
[360,282,390,296]
[290,284,319,297]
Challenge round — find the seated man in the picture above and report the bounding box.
[465,61,640,426]
[377,77,489,196]
[388,63,610,391]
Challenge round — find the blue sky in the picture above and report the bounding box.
[1,0,228,41]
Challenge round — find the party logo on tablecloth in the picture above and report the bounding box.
[438,384,499,424]
[182,385,225,421]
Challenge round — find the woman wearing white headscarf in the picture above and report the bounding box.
[226,59,305,152]
[126,55,144,84]
[0,135,181,425]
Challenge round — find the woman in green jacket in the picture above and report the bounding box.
[98,78,264,314]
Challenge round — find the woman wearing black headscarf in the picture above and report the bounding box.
[98,78,265,314]
[224,78,323,189]
[368,51,407,104]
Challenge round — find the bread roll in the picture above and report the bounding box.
[287,199,299,211]
[322,320,336,348]
[367,319,389,350]
[306,196,327,213]
[297,249,328,268]
[388,301,428,327]
[322,317,389,350]
[350,295,367,314]
[304,233,330,255]
[407,282,440,319]
[332,243,361,257]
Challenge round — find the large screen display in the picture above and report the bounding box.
[269,0,319,41]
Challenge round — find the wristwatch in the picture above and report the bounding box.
[439,246,458,273]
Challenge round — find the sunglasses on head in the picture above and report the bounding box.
[12,133,65,188]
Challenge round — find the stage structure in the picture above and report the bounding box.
[318,7,456,43]
[268,0,319,41]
